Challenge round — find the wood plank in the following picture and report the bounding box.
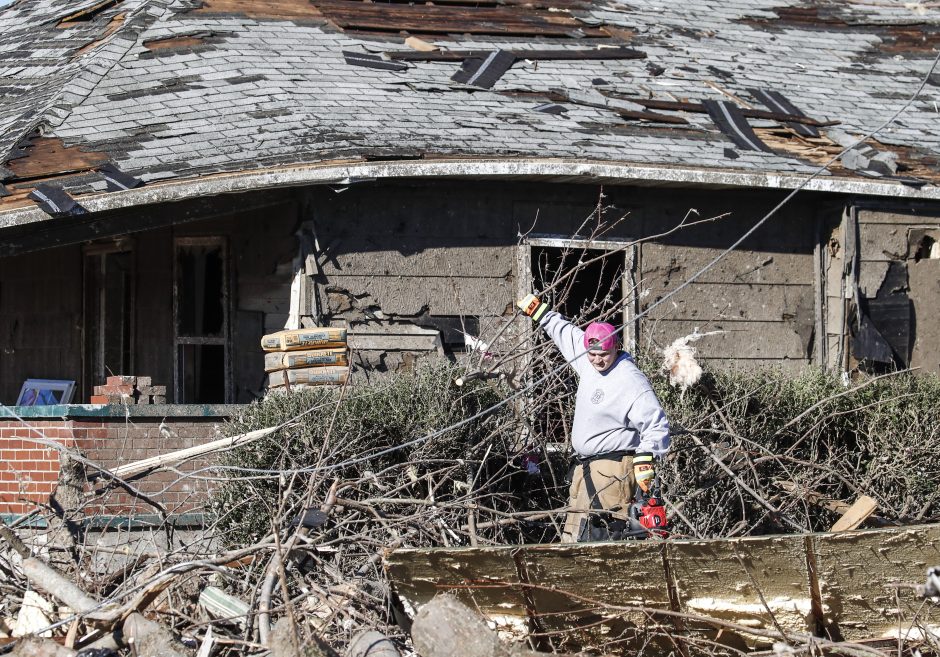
[907,258,940,373]
[829,496,878,532]
[857,209,940,226]
[6,137,108,180]
[144,35,208,51]
[668,534,814,642]
[348,324,443,352]
[58,0,118,23]
[641,282,813,323]
[315,246,512,278]
[194,0,322,19]
[641,319,806,360]
[698,357,810,375]
[812,524,940,641]
[386,525,940,650]
[641,244,813,285]
[315,2,607,37]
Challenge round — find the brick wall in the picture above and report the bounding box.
[0,416,224,517]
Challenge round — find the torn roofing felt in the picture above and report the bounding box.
[451,51,516,89]
[28,183,87,218]
[2,0,940,215]
[98,163,144,191]
[343,51,409,72]
[702,100,775,153]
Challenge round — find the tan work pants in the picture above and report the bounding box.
[561,455,635,543]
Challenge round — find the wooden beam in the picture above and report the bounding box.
[111,427,279,479]
[830,496,878,532]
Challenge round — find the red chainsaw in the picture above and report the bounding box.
[628,476,669,539]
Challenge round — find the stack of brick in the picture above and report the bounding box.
[90,375,167,405]
[261,327,349,389]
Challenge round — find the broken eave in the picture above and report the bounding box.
[2,157,940,234]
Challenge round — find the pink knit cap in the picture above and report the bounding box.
[583,322,619,352]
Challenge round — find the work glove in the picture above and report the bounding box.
[517,293,548,322]
[633,453,655,494]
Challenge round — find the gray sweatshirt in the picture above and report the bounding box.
[539,311,671,458]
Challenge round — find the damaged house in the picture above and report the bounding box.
[1,0,940,516]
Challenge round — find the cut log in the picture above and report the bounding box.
[830,496,878,532]
[412,594,592,657]
[346,630,400,657]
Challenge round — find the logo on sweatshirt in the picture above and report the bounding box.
[590,389,604,404]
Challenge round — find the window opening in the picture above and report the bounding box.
[174,237,230,403]
[83,243,134,401]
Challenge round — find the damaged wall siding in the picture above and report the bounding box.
[0,180,839,405]
[310,183,518,374]
[855,207,940,374]
[310,183,821,374]
[638,192,819,371]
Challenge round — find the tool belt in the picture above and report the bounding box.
[576,449,635,465]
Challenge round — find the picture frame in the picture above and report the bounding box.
[15,379,76,406]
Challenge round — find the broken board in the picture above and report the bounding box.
[384,524,940,653]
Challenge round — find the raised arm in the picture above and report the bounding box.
[517,294,586,376]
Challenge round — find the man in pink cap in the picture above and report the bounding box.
[517,293,671,542]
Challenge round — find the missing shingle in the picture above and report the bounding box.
[533,103,567,115]
[723,148,739,159]
[706,65,734,80]
[58,0,120,25]
[143,31,230,53]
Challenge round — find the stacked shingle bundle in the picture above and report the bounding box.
[91,375,166,405]
[261,327,349,390]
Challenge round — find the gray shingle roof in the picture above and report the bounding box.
[1,0,939,208]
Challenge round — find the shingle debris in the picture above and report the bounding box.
[98,162,144,192]
[703,100,775,153]
[451,51,517,89]
[28,183,88,217]
[343,51,408,72]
